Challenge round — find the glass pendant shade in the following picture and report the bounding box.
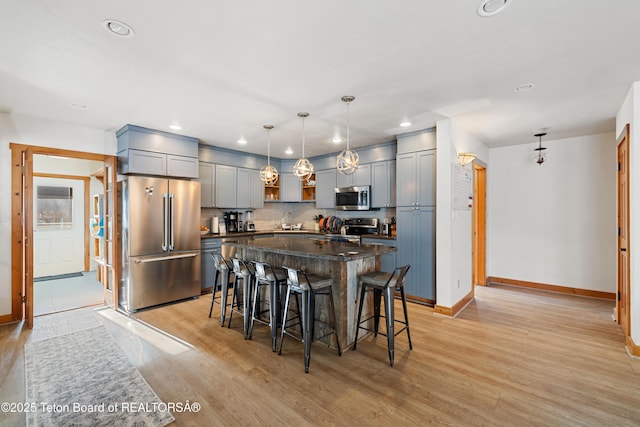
[336,148,359,175]
[336,95,359,175]
[260,124,279,185]
[293,112,314,180]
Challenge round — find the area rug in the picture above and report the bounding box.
[25,325,175,426]
[34,272,83,282]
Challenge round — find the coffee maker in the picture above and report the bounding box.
[225,211,239,233]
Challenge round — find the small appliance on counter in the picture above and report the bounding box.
[224,211,240,233]
[244,210,256,231]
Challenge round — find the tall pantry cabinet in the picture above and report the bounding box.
[395,130,437,304]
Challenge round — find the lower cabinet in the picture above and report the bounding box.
[396,207,435,302]
[201,238,222,292]
[361,237,397,273]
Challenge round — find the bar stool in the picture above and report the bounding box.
[279,266,342,373]
[208,253,235,327]
[229,257,255,339]
[250,261,288,351]
[353,264,412,367]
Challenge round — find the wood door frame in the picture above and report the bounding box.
[472,161,487,287]
[33,172,92,273]
[617,124,630,336]
[9,143,116,328]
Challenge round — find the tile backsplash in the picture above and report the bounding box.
[201,203,395,233]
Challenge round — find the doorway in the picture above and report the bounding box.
[617,124,630,336]
[9,144,118,328]
[472,162,487,287]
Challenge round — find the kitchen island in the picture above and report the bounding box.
[222,236,397,349]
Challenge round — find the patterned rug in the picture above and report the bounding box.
[25,325,175,426]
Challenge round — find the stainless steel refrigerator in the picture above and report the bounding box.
[118,175,201,312]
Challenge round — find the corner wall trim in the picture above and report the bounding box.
[627,336,640,358]
[487,276,615,300]
[434,289,475,317]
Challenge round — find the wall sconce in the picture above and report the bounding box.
[457,152,476,166]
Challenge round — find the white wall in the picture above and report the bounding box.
[487,132,616,293]
[0,113,115,316]
[435,119,490,308]
[616,82,640,345]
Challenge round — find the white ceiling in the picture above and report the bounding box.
[1,1,639,159]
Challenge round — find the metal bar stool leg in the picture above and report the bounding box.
[209,269,220,318]
[302,289,312,374]
[220,270,230,327]
[400,286,413,350]
[384,285,395,366]
[278,286,292,355]
[269,281,278,351]
[353,283,367,351]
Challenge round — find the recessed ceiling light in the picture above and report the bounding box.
[237,138,247,145]
[70,103,87,110]
[477,0,511,17]
[332,136,342,144]
[399,121,412,127]
[169,125,182,131]
[514,83,535,93]
[102,19,135,38]
[284,147,293,155]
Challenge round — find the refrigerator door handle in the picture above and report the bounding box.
[134,252,198,264]
[162,193,169,251]
[168,193,175,251]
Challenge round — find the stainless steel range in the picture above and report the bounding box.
[343,218,379,236]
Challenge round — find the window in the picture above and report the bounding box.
[36,185,73,229]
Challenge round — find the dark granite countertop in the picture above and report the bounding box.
[222,236,396,261]
[202,230,396,241]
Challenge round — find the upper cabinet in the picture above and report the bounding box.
[396,149,436,207]
[237,167,264,209]
[117,124,199,179]
[215,164,237,208]
[280,172,315,203]
[199,162,215,207]
[315,169,336,209]
[371,160,396,208]
[280,173,301,202]
[336,163,371,188]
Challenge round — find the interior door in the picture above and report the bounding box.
[32,177,85,277]
[617,124,630,335]
[472,164,487,286]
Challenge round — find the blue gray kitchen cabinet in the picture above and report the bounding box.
[117,124,199,178]
[315,169,336,208]
[201,238,222,292]
[396,149,436,207]
[199,162,215,207]
[371,160,396,208]
[336,163,371,188]
[280,173,302,202]
[215,164,237,208]
[396,206,435,302]
[237,168,264,209]
[361,237,397,273]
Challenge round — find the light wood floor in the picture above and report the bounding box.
[1,284,639,426]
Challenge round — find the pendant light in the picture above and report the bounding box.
[336,95,359,175]
[293,112,314,180]
[534,132,547,165]
[259,124,279,185]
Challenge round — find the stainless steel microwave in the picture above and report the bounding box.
[335,186,370,210]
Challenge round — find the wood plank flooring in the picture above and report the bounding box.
[1,284,639,426]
